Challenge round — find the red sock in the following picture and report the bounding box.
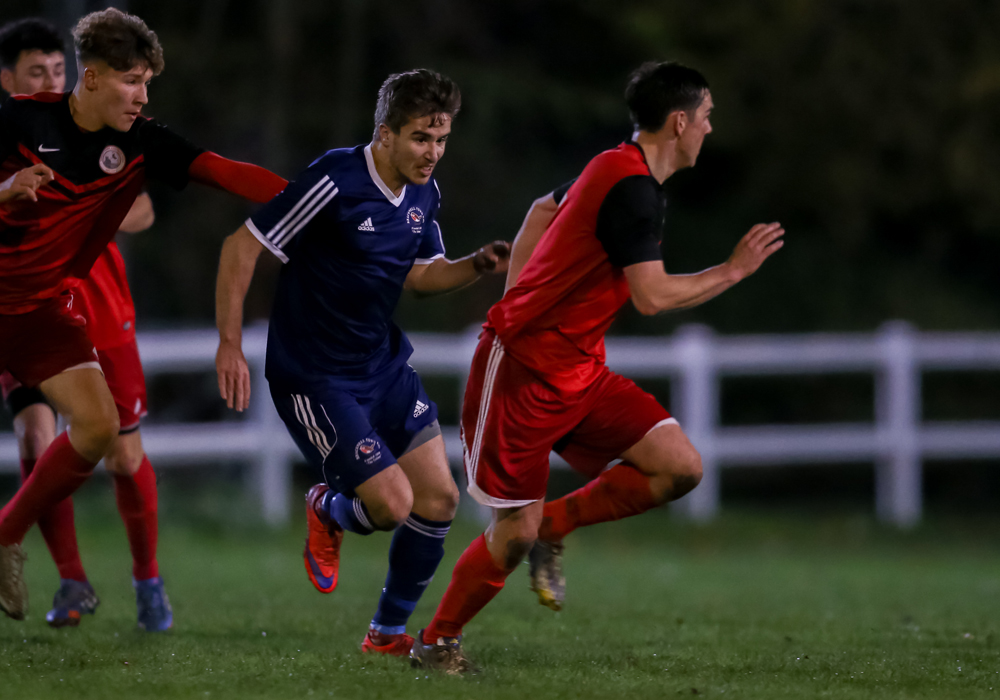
[538,462,658,542]
[113,455,159,580]
[422,534,512,643]
[20,459,87,582]
[0,433,96,546]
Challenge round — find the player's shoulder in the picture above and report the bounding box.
[586,142,649,177]
[307,144,366,178]
[1,91,66,121]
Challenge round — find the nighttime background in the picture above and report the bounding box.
[3,0,1000,511]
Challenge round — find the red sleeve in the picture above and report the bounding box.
[187,152,287,204]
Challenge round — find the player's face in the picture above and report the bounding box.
[89,62,153,131]
[2,50,65,95]
[678,90,714,167]
[386,113,451,186]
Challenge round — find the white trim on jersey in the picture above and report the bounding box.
[246,218,289,263]
[271,180,339,248]
[413,222,447,265]
[364,143,406,207]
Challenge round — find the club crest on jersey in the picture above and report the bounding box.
[355,437,381,465]
[406,206,424,234]
[99,145,126,174]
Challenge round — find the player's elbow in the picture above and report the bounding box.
[631,293,661,316]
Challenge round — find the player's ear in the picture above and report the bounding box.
[670,110,687,138]
[81,63,101,91]
[378,123,391,146]
[0,68,15,95]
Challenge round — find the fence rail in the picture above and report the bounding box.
[3,322,1000,526]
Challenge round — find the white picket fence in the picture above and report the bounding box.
[2,322,1000,527]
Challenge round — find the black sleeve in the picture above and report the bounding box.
[0,97,22,164]
[594,175,665,267]
[139,120,205,190]
[551,178,576,205]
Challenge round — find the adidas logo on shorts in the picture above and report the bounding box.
[413,400,429,418]
[358,217,375,231]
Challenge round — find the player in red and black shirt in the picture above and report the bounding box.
[0,9,287,621]
[411,62,784,673]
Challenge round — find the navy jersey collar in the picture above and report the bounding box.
[364,143,406,207]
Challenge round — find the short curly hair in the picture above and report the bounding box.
[373,69,461,137]
[72,8,163,75]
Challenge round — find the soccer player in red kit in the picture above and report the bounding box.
[0,8,286,622]
[0,16,166,629]
[411,62,785,673]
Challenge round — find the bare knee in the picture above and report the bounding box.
[104,434,144,476]
[70,403,119,460]
[671,447,703,499]
[366,488,414,531]
[414,480,460,522]
[647,447,703,503]
[13,405,57,460]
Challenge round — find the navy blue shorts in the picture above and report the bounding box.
[270,362,440,496]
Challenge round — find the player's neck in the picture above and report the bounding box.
[632,131,679,184]
[370,140,406,196]
[68,88,105,132]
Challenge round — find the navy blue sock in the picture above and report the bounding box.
[370,513,451,635]
[324,491,375,535]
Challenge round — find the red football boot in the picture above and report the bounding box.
[303,484,344,594]
[361,629,415,657]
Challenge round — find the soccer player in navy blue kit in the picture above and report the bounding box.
[215,69,510,656]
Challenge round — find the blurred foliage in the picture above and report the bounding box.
[4,0,1000,334]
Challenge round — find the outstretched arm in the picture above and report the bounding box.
[625,222,784,315]
[189,152,288,204]
[215,224,265,412]
[404,241,511,296]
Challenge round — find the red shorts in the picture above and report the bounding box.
[0,295,100,388]
[97,338,148,432]
[461,329,675,507]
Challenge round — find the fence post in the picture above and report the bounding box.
[248,359,291,525]
[671,324,719,521]
[875,321,921,527]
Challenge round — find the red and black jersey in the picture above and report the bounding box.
[487,141,666,392]
[0,92,203,314]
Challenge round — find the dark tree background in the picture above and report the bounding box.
[4,0,1000,335]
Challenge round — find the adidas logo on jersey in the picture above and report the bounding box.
[358,217,375,231]
[413,400,429,418]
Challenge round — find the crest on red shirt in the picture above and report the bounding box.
[99,145,126,174]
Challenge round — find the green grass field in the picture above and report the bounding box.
[1,484,998,699]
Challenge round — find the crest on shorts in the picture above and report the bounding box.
[355,437,381,465]
[99,145,126,174]
[406,206,424,234]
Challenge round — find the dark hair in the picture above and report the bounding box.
[373,69,461,137]
[0,18,65,69]
[72,8,164,76]
[625,61,709,132]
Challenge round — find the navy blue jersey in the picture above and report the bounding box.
[247,144,446,388]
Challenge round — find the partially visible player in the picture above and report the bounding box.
[411,62,785,674]
[0,8,287,621]
[215,69,510,657]
[0,16,169,629]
